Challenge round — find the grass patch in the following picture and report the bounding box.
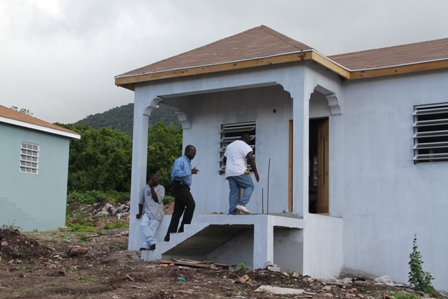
[388,292,420,299]
[104,222,129,230]
[163,195,175,205]
[77,233,88,242]
[66,222,97,232]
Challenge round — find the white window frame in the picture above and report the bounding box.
[219,121,256,174]
[20,142,39,174]
[413,102,448,163]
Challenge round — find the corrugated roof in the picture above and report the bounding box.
[329,37,448,70]
[0,105,80,139]
[117,25,312,77]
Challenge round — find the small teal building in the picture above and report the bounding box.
[0,105,80,231]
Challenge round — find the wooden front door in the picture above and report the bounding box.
[317,119,329,213]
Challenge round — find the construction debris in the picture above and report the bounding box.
[255,285,304,295]
[160,258,232,269]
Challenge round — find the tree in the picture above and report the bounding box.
[147,120,183,194]
[57,124,133,192]
[10,106,33,116]
[56,120,182,195]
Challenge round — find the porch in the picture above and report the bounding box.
[141,212,343,279]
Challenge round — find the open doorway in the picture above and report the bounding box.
[309,118,329,214]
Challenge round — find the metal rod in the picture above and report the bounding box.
[267,158,270,215]
[262,188,264,214]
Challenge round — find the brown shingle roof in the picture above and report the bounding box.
[329,37,448,70]
[0,105,79,138]
[117,25,312,77]
[115,25,448,87]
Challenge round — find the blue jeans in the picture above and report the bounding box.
[228,174,254,214]
[140,213,161,249]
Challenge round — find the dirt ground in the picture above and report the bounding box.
[0,213,436,299]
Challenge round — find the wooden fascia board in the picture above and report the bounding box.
[350,59,448,80]
[311,51,351,79]
[115,51,315,89]
[115,52,448,91]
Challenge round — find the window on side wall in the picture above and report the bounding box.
[413,102,448,163]
[20,142,39,174]
[219,121,256,174]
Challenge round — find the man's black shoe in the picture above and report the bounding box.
[164,236,170,242]
[149,244,156,250]
[139,247,148,251]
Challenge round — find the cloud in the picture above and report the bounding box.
[1,0,447,123]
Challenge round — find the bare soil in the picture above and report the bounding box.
[0,214,428,299]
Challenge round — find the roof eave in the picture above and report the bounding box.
[0,117,81,140]
[115,51,448,90]
[115,50,327,90]
[350,58,448,79]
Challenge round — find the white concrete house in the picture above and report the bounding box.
[0,105,80,231]
[115,26,448,291]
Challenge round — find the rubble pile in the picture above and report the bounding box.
[92,202,130,218]
[0,228,53,261]
[67,201,131,219]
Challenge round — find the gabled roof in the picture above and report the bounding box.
[0,105,80,140]
[115,26,448,90]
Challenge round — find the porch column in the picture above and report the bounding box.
[253,217,274,269]
[280,79,312,216]
[128,95,161,250]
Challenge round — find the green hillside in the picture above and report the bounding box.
[75,103,180,136]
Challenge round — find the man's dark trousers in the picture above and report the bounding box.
[165,181,195,240]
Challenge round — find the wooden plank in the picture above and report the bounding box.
[172,261,211,268]
[116,52,448,90]
[115,51,314,87]
[288,120,293,213]
[350,60,448,80]
[311,52,351,79]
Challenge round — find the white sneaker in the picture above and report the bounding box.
[236,205,250,214]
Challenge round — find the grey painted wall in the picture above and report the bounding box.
[329,70,448,290]
[162,85,296,215]
[129,61,447,290]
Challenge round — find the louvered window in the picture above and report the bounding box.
[413,102,448,163]
[20,142,39,174]
[220,121,256,174]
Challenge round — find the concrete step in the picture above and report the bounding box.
[141,222,209,261]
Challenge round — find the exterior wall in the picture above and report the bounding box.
[331,70,448,291]
[0,123,70,231]
[164,85,293,215]
[303,214,343,279]
[129,61,447,291]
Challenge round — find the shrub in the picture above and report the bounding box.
[237,263,247,271]
[67,190,130,205]
[408,234,436,295]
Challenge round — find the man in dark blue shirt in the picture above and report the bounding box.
[164,145,199,242]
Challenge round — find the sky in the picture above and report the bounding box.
[1,0,448,124]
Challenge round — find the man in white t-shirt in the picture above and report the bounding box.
[223,133,259,215]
